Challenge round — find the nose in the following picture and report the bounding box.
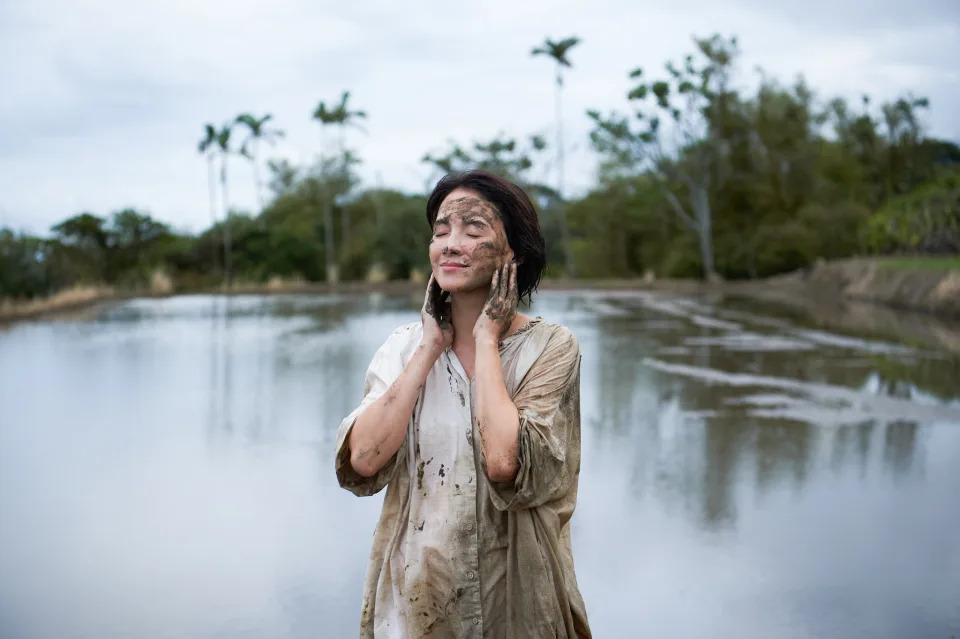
[441,229,467,255]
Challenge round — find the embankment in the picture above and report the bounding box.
[762,258,960,317]
[0,286,116,323]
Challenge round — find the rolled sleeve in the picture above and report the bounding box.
[335,326,414,496]
[486,327,582,511]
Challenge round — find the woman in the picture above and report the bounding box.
[335,170,590,638]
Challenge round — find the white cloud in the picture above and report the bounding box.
[0,0,957,234]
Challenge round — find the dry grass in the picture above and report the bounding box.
[149,269,174,295]
[0,285,114,322]
[265,275,307,291]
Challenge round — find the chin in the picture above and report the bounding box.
[435,270,488,294]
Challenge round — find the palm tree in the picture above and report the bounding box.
[234,113,284,210]
[198,124,221,276]
[214,123,234,288]
[312,91,367,283]
[532,36,581,276]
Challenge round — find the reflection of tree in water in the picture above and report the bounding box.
[206,296,230,446]
[586,301,932,533]
[883,421,920,479]
[700,418,742,528]
[869,355,960,402]
[754,420,813,495]
[202,294,368,447]
[829,421,876,479]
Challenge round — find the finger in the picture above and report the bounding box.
[430,278,446,320]
[488,267,500,301]
[498,263,510,301]
[441,296,452,324]
[423,274,435,311]
[507,262,518,303]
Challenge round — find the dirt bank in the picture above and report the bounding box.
[760,258,960,317]
[0,286,117,324]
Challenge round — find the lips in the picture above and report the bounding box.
[440,262,468,270]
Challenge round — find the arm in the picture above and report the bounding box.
[473,262,522,483]
[348,340,442,477]
[486,327,581,512]
[347,274,453,477]
[474,334,521,482]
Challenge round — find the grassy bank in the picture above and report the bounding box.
[876,256,960,271]
[0,286,116,323]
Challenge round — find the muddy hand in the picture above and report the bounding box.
[474,261,518,343]
[421,274,454,350]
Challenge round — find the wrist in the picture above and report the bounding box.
[474,331,499,349]
[418,336,446,357]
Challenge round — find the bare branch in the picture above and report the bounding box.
[662,187,698,230]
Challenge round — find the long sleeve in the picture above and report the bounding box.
[335,326,413,497]
[485,326,582,512]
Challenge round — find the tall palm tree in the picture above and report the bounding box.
[214,123,235,289]
[234,113,284,210]
[312,91,367,283]
[532,36,581,276]
[198,124,221,276]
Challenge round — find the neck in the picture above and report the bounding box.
[450,288,488,347]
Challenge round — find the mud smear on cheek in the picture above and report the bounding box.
[469,240,507,276]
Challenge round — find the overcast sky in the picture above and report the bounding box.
[1,0,958,235]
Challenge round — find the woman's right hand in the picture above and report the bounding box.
[421,274,454,351]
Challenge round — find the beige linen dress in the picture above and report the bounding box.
[335,318,590,638]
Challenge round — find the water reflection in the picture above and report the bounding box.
[575,290,956,536]
[0,291,958,638]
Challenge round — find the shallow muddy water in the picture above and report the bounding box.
[1,291,958,638]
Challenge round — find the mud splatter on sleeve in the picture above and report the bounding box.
[335,327,411,496]
[486,326,582,511]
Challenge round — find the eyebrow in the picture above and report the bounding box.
[433,215,489,229]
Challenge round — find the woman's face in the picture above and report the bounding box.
[429,187,515,294]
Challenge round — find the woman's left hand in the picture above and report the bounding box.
[473,261,518,344]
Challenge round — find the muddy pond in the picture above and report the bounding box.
[1,291,958,638]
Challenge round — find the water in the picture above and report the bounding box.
[1,291,958,639]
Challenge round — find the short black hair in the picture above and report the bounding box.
[426,170,546,304]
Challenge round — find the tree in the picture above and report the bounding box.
[880,94,929,197]
[213,123,237,287]
[234,113,284,209]
[312,91,367,283]
[421,133,549,184]
[532,36,581,276]
[51,212,111,281]
[198,124,222,276]
[0,229,53,298]
[108,209,172,284]
[589,34,740,280]
[267,159,300,197]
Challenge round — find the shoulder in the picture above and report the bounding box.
[387,321,422,341]
[515,319,580,374]
[531,320,579,356]
[382,321,424,360]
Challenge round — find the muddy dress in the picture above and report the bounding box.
[335,318,591,638]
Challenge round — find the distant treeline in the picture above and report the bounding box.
[2,34,959,299]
